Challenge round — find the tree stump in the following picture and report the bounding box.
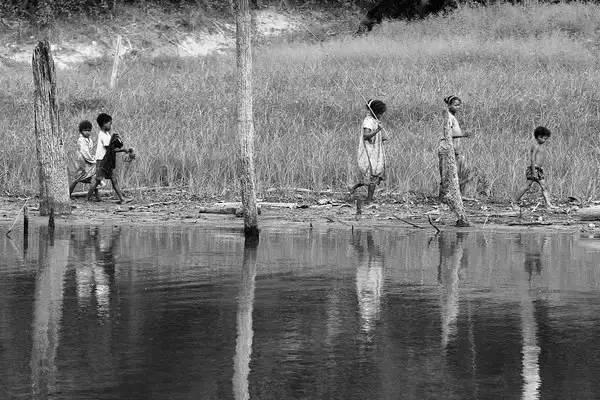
[234,0,259,238]
[438,137,469,227]
[32,40,71,216]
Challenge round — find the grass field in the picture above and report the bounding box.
[2,2,600,201]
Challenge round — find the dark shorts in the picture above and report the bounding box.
[96,158,113,180]
[526,166,544,182]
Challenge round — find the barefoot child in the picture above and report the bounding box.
[440,95,473,194]
[350,99,387,203]
[514,126,555,208]
[69,120,96,196]
[87,113,133,204]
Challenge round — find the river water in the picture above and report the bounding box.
[1,224,600,399]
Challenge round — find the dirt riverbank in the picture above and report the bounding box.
[1,187,599,235]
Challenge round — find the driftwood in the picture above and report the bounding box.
[198,206,262,216]
[576,206,600,221]
[393,214,425,229]
[70,185,185,198]
[428,214,441,233]
[507,221,554,226]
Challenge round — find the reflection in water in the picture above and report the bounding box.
[233,238,258,400]
[518,234,545,400]
[352,231,384,338]
[438,232,467,350]
[73,228,119,319]
[31,230,69,399]
[2,226,600,399]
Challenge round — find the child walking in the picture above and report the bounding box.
[514,126,555,209]
[350,99,387,203]
[440,95,473,195]
[69,120,96,196]
[87,113,134,204]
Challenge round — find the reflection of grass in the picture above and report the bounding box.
[2,3,600,199]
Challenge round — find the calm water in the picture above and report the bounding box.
[1,224,600,400]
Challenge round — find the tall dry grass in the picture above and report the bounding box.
[2,2,600,201]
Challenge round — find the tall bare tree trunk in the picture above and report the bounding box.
[32,40,71,216]
[438,136,469,226]
[233,0,259,238]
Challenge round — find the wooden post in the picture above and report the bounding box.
[438,135,470,227]
[23,206,29,253]
[110,35,122,89]
[233,0,259,238]
[32,41,71,216]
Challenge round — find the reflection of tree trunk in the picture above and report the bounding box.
[520,294,540,399]
[439,232,465,349]
[233,238,258,400]
[31,237,69,399]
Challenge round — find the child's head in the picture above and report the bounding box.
[78,120,92,138]
[366,99,386,118]
[96,113,112,132]
[444,95,462,114]
[533,126,551,144]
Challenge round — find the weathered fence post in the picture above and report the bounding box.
[438,135,469,227]
[233,0,259,238]
[32,40,71,216]
[110,35,122,89]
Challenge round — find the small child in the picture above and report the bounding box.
[514,126,555,209]
[350,99,387,203]
[87,113,134,204]
[69,120,96,196]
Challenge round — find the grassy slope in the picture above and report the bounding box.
[2,2,600,201]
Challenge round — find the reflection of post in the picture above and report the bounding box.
[520,296,540,400]
[354,231,384,337]
[519,235,542,400]
[233,237,258,400]
[31,235,69,399]
[439,232,466,349]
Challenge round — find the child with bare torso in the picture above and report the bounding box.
[514,126,555,209]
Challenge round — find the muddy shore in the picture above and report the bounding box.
[1,187,598,235]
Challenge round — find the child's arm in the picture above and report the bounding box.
[363,126,381,141]
[79,139,95,164]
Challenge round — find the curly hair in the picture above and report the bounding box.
[366,99,387,117]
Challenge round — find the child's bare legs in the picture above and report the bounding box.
[366,183,376,203]
[110,176,125,203]
[537,180,555,208]
[69,180,78,196]
[87,178,102,201]
[515,181,533,204]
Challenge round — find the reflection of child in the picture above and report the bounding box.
[87,113,134,204]
[69,121,96,196]
[514,126,555,209]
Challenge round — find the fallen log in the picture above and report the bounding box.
[576,206,600,221]
[71,185,187,198]
[198,207,239,215]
